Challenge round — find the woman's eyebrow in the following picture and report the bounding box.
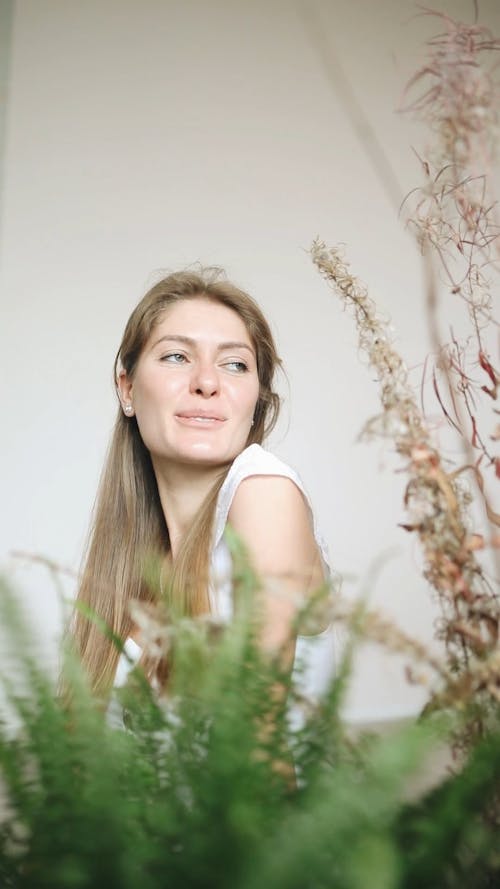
[151,334,195,349]
[151,334,255,355]
[218,340,255,355]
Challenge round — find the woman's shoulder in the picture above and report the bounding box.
[228,443,302,484]
[214,445,303,545]
[213,445,330,577]
[216,445,334,638]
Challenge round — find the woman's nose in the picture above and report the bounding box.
[189,361,220,397]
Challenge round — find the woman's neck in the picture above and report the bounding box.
[152,458,227,557]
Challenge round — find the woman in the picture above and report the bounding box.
[73,267,335,713]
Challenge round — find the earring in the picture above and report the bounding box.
[124,404,133,415]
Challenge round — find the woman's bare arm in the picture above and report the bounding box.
[227,474,325,664]
[228,475,325,787]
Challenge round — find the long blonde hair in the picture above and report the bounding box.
[72,267,282,694]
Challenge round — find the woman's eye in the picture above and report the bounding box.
[162,352,187,364]
[224,360,248,373]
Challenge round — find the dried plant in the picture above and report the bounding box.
[310,240,499,727]
[402,8,500,169]
[308,7,500,738]
[400,8,500,485]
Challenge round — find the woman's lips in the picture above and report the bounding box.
[175,413,226,427]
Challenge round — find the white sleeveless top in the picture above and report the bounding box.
[112,445,336,729]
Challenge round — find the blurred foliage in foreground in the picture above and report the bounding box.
[1,571,500,889]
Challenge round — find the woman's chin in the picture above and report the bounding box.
[164,441,235,467]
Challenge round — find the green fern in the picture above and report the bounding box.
[1,573,499,889]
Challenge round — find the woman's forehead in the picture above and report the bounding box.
[149,297,253,346]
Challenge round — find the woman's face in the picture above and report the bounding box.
[120,297,260,469]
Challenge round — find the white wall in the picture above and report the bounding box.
[1,0,498,721]
[0,1,13,218]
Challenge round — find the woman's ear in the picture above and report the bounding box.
[117,369,135,416]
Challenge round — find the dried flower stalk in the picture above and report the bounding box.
[310,240,499,710]
[401,8,500,482]
[308,9,500,729]
[402,9,500,171]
